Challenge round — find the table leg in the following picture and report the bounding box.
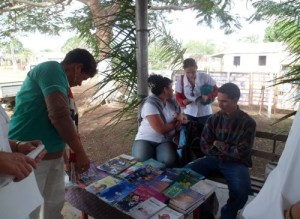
[193,208,200,219]
[81,211,88,219]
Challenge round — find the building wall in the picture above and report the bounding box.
[221,52,287,73]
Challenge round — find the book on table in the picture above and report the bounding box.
[168,188,206,214]
[163,169,204,198]
[78,162,109,187]
[85,175,121,197]
[115,184,169,213]
[129,197,166,219]
[125,164,163,185]
[149,206,184,219]
[167,180,216,215]
[118,162,144,178]
[98,180,137,205]
[143,158,166,169]
[148,168,179,192]
[97,154,137,175]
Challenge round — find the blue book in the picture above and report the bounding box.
[98,180,137,205]
[125,164,163,185]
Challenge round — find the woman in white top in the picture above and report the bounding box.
[132,74,188,167]
[175,58,218,125]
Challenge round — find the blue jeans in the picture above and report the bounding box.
[186,114,211,126]
[185,156,251,219]
[131,140,178,167]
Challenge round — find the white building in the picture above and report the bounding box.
[210,42,291,73]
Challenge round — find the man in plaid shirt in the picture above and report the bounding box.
[186,82,256,219]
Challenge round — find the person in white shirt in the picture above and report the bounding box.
[175,58,218,125]
[0,105,44,219]
[132,74,188,167]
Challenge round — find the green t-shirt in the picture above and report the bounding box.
[9,61,69,153]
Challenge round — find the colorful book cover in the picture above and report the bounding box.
[97,154,137,175]
[78,162,109,187]
[98,180,137,205]
[115,185,169,213]
[129,197,166,219]
[149,169,179,192]
[125,164,163,185]
[85,176,121,195]
[150,206,184,219]
[163,169,204,198]
[169,188,205,212]
[143,158,166,169]
[118,162,144,178]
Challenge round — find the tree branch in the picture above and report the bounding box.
[149,4,199,11]
[0,0,71,13]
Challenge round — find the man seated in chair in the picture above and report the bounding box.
[185,83,256,219]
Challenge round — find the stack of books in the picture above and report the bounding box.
[168,180,216,214]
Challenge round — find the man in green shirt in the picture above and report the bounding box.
[9,48,97,219]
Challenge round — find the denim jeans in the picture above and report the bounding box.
[186,114,211,126]
[131,140,178,167]
[186,156,251,219]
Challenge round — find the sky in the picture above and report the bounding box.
[19,1,268,51]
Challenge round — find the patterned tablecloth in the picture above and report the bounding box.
[65,187,133,219]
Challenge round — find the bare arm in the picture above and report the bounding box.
[146,114,178,134]
[45,91,89,173]
[284,201,300,219]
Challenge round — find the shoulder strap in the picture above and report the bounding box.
[181,74,184,94]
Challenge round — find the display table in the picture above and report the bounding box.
[64,158,218,219]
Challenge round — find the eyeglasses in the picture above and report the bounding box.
[190,86,195,97]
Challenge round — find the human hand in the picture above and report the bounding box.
[76,151,90,174]
[176,114,189,125]
[201,95,208,103]
[183,99,192,106]
[17,140,46,162]
[17,140,42,155]
[0,151,36,181]
[213,140,227,151]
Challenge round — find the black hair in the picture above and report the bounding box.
[183,58,197,69]
[218,83,240,100]
[61,48,97,77]
[148,74,172,96]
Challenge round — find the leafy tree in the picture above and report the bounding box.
[1,0,243,58]
[252,0,300,119]
[264,21,291,42]
[0,37,30,68]
[0,0,247,127]
[61,36,90,53]
[238,34,259,43]
[184,40,216,56]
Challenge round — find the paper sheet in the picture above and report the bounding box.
[0,171,43,219]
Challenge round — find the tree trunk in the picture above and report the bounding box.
[86,0,120,61]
